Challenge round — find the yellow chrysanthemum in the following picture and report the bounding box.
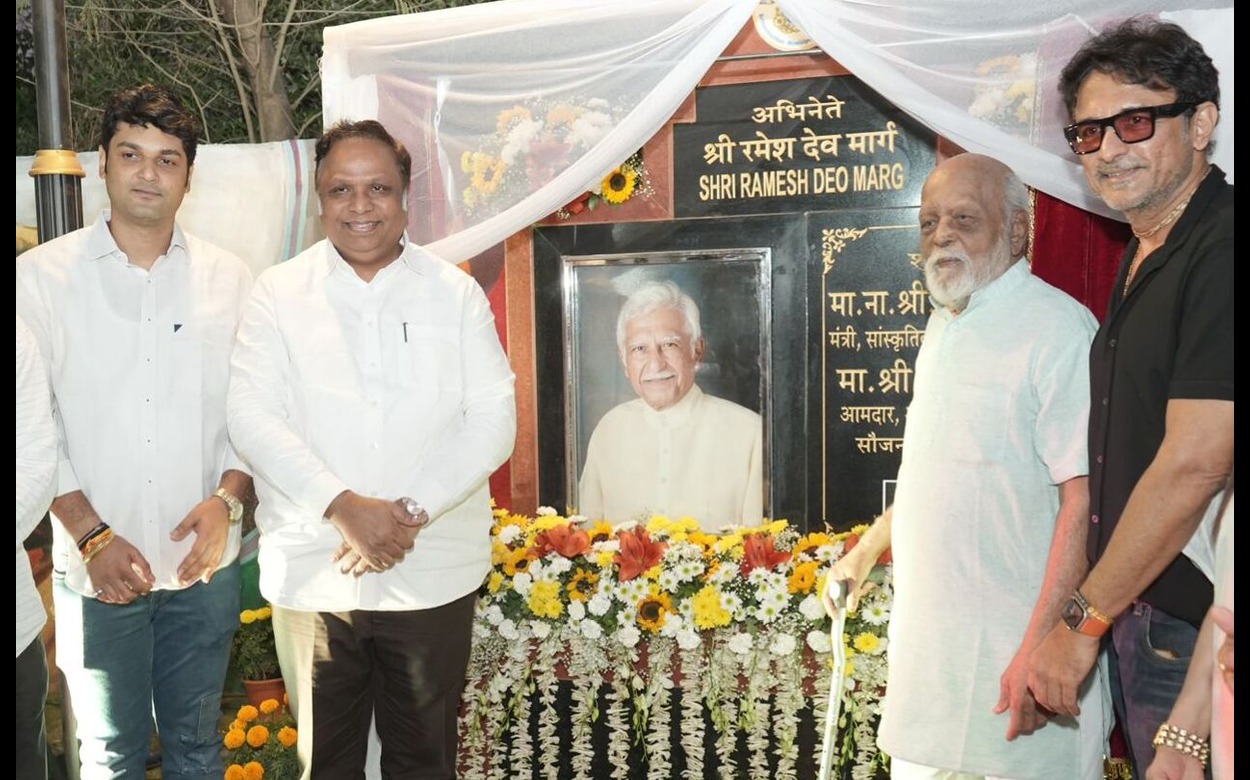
[259,698,280,715]
[601,165,638,205]
[487,571,505,594]
[236,705,259,723]
[691,585,732,629]
[526,514,567,539]
[594,549,616,568]
[567,569,599,602]
[490,539,511,565]
[243,761,265,780]
[246,724,270,748]
[278,726,298,748]
[240,610,256,625]
[527,579,564,619]
[687,530,716,551]
[636,592,673,633]
[545,103,581,127]
[223,728,246,750]
[853,632,881,654]
[761,519,788,536]
[788,560,819,594]
[225,765,246,780]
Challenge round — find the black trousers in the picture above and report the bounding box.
[275,592,476,780]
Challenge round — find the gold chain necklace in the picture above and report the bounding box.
[1124,167,1209,295]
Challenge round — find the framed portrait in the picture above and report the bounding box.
[561,249,772,522]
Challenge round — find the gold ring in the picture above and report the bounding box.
[1218,661,1228,672]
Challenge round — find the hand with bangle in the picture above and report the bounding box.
[78,520,155,603]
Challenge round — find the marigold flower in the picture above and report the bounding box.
[224,728,246,750]
[246,724,270,748]
[236,704,259,723]
[259,698,280,715]
[240,609,257,625]
[278,726,298,748]
[243,761,265,780]
[225,765,246,780]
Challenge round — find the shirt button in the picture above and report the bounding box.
[1096,455,1104,464]
[1109,339,1117,348]
[1101,397,1109,406]
[1091,514,1100,524]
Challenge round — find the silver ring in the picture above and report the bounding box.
[94,589,104,597]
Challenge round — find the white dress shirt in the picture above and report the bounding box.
[16,315,57,656]
[879,260,1109,779]
[578,385,763,527]
[15,215,253,594]
[227,240,516,612]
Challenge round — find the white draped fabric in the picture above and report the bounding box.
[321,0,1234,264]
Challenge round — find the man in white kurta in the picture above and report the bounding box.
[577,280,763,527]
[827,154,1109,779]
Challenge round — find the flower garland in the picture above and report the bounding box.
[458,507,893,779]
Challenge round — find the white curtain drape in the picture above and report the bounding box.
[321,0,1233,264]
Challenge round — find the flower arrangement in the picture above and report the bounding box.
[458,97,649,220]
[552,151,652,220]
[232,604,281,682]
[222,697,299,780]
[459,507,893,779]
[968,52,1038,132]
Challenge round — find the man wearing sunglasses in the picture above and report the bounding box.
[1028,18,1233,779]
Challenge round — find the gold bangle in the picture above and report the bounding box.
[81,530,115,564]
[1152,722,1209,768]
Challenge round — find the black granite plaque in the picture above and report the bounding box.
[809,209,926,530]
[674,76,935,219]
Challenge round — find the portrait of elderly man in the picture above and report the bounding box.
[577,279,764,527]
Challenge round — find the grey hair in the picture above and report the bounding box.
[615,280,702,359]
[1002,168,1030,257]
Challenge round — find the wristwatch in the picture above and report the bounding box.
[214,488,245,525]
[1061,590,1113,637]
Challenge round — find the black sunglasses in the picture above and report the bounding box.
[1063,101,1198,155]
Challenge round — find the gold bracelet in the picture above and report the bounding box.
[81,530,115,564]
[1152,722,1210,768]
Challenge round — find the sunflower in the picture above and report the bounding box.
[601,165,638,204]
[636,591,673,633]
[586,519,614,544]
[502,547,533,576]
[567,569,599,602]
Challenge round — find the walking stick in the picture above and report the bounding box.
[817,578,853,780]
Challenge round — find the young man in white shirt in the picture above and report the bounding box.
[227,119,516,777]
[15,84,253,779]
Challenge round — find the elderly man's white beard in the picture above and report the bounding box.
[923,235,1014,313]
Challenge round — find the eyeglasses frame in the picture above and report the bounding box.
[1063,101,1199,155]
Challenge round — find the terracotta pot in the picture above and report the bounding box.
[242,677,287,709]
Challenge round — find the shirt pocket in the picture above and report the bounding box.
[395,321,463,396]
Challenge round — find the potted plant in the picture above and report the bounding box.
[222,696,300,780]
[231,604,284,706]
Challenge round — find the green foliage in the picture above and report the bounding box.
[16,0,494,154]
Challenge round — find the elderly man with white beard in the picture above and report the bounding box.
[824,153,1111,780]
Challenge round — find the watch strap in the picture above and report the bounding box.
[214,488,245,525]
[1069,590,1113,637]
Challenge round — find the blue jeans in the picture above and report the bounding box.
[53,563,240,780]
[1108,601,1205,779]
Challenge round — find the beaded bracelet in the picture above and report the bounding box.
[1152,722,1210,768]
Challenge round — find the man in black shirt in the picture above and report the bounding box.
[1028,18,1234,778]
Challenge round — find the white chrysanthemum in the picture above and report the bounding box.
[676,628,701,651]
[567,514,588,524]
[566,111,612,148]
[536,505,558,516]
[660,613,687,638]
[587,592,612,617]
[812,545,837,562]
[567,600,586,621]
[675,559,704,582]
[727,631,755,655]
[580,619,603,640]
[806,629,833,653]
[527,559,546,579]
[545,556,573,576]
[498,618,519,640]
[658,570,681,591]
[511,571,533,596]
[861,602,890,626]
[616,623,641,648]
[483,604,504,625]
[498,525,522,545]
[615,578,647,604]
[799,593,826,621]
[500,118,543,164]
[722,592,746,620]
[530,621,551,640]
[593,539,620,553]
[472,622,490,640]
[769,633,797,656]
[708,564,736,585]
